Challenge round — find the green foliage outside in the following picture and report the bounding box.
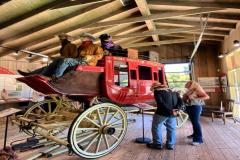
[165,63,191,88]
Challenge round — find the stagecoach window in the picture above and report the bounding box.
[130,70,137,80]
[154,72,158,81]
[138,66,152,80]
[114,61,129,87]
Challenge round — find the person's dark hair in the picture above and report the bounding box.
[99,34,111,41]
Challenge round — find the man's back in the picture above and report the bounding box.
[154,89,182,116]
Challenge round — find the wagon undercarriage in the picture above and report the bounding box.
[13,96,128,159]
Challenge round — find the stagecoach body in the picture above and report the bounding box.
[14,56,188,159]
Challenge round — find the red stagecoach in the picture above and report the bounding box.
[15,56,185,159]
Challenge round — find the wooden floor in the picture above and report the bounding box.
[1,115,240,160]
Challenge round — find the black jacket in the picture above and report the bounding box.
[154,89,183,117]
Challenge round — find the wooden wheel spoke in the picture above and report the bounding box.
[47,102,51,113]
[85,117,100,128]
[103,107,110,125]
[77,128,99,131]
[106,111,119,125]
[108,118,124,127]
[36,105,47,114]
[110,134,119,141]
[103,134,109,149]
[77,132,98,144]
[96,108,103,126]
[84,134,100,152]
[95,134,103,153]
[27,113,44,117]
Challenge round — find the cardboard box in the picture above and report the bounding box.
[128,48,138,59]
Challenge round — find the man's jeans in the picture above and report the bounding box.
[31,58,85,77]
[152,114,176,147]
[186,105,203,143]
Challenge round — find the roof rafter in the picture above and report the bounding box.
[122,38,217,48]
[155,19,236,29]
[135,0,159,42]
[113,26,204,39]
[148,0,240,9]
[0,0,67,30]
[83,7,222,29]
[1,2,130,45]
[0,0,126,58]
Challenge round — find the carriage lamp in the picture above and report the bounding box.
[233,40,240,47]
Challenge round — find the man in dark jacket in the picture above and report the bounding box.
[147,82,183,150]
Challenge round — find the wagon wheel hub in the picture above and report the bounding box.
[101,126,115,135]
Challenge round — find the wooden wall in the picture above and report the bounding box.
[0,56,44,74]
[142,43,221,106]
[193,45,221,106]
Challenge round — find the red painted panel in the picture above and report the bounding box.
[0,67,14,75]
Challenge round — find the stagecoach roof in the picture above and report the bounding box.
[0,0,239,62]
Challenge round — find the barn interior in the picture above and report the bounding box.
[0,0,240,160]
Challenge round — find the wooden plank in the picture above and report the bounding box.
[0,1,125,58]
[52,0,114,9]
[1,115,240,160]
[164,33,224,41]
[0,3,130,46]
[113,26,203,39]
[83,8,222,29]
[155,19,236,29]
[148,0,240,9]
[123,38,196,48]
[0,0,67,30]
[135,0,159,42]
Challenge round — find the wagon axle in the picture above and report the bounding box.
[101,126,116,135]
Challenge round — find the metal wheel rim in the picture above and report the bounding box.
[69,103,127,159]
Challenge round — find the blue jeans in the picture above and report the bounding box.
[186,105,203,143]
[152,114,176,147]
[31,58,85,77]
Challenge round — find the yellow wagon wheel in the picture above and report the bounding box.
[176,110,189,128]
[68,103,127,159]
[20,98,76,136]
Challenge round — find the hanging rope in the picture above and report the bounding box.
[190,13,210,61]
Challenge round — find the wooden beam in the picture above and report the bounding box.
[0,2,123,45]
[135,0,159,42]
[163,33,224,41]
[190,30,228,37]
[123,38,195,48]
[83,8,222,29]
[0,1,125,58]
[52,0,114,9]
[112,26,202,39]
[148,0,240,9]
[119,37,148,46]
[151,10,240,21]
[155,19,236,29]
[0,0,10,5]
[0,0,69,30]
